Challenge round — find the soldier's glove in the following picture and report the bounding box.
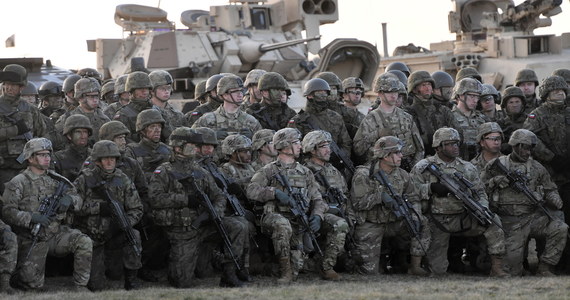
[216,129,229,140]
[227,182,243,197]
[309,215,322,232]
[31,213,51,227]
[275,189,293,207]
[239,128,254,139]
[546,196,563,210]
[99,202,112,217]
[15,119,29,135]
[489,175,509,189]
[430,182,451,197]
[57,195,73,213]
[188,195,201,208]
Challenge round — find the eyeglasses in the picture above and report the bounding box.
[347,90,363,95]
[441,141,460,147]
[483,136,502,142]
[291,140,301,145]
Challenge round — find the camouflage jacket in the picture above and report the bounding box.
[523,102,570,162]
[337,104,365,140]
[55,106,110,143]
[103,102,124,120]
[185,98,222,127]
[153,102,185,141]
[246,101,297,131]
[496,109,526,142]
[221,162,256,191]
[125,138,172,178]
[451,106,490,160]
[303,159,349,202]
[193,106,262,141]
[113,99,152,143]
[52,144,91,182]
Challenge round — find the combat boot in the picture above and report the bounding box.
[321,269,341,281]
[0,273,15,294]
[219,263,245,288]
[73,285,91,293]
[408,256,429,276]
[236,267,253,282]
[489,255,509,278]
[537,262,555,276]
[124,268,140,290]
[277,257,293,284]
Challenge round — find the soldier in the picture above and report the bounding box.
[148,127,248,288]
[451,78,490,160]
[114,71,153,143]
[181,80,206,114]
[220,134,256,191]
[77,68,103,85]
[315,72,343,112]
[149,70,185,139]
[301,130,349,280]
[38,81,65,122]
[251,129,277,171]
[246,128,328,283]
[353,74,423,170]
[471,122,504,172]
[185,74,226,126]
[241,69,266,111]
[455,67,482,83]
[496,86,526,150]
[405,71,456,156]
[52,114,93,182]
[0,217,17,294]
[351,136,430,275]
[103,74,129,120]
[0,64,47,194]
[482,129,568,276]
[339,77,365,139]
[195,126,219,162]
[478,84,501,122]
[20,82,39,107]
[100,80,116,103]
[515,68,541,113]
[431,71,454,108]
[552,69,570,104]
[385,61,411,77]
[55,77,110,144]
[246,72,296,131]
[192,74,262,143]
[74,140,143,291]
[62,74,81,112]
[2,138,92,291]
[410,128,507,276]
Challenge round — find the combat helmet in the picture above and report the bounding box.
[303,78,330,96]
[91,140,121,160]
[476,122,503,142]
[77,68,102,84]
[39,81,63,100]
[222,134,252,156]
[432,127,460,148]
[169,127,203,147]
[508,129,538,147]
[244,69,266,87]
[136,109,165,132]
[342,77,364,92]
[538,75,568,100]
[500,86,525,109]
[387,70,408,88]
[514,69,539,87]
[74,77,101,99]
[195,127,218,145]
[63,74,82,94]
[480,84,501,105]
[258,72,291,95]
[114,74,128,95]
[217,75,244,95]
[22,82,38,96]
[407,71,435,94]
[149,70,173,89]
[101,81,115,97]
[385,62,410,77]
[22,138,52,161]
[452,78,483,99]
[252,129,275,151]
[273,128,302,150]
[373,136,404,159]
[315,72,342,90]
[375,73,400,93]
[431,71,454,89]
[455,67,482,82]
[302,130,332,153]
[1,64,27,86]
[99,121,130,141]
[205,74,225,94]
[552,69,570,83]
[397,81,407,98]
[63,114,93,136]
[125,71,152,92]
[194,80,207,100]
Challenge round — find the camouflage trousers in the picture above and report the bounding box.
[353,218,431,275]
[14,225,92,289]
[0,223,17,275]
[320,213,349,271]
[427,213,505,275]
[260,212,306,276]
[163,215,248,288]
[501,212,568,276]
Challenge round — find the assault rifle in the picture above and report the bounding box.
[177,171,242,270]
[26,181,68,260]
[274,171,323,256]
[370,168,427,255]
[92,181,142,257]
[423,163,504,231]
[0,101,33,164]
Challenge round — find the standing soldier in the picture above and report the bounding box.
[251,129,277,171]
[62,74,82,112]
[185,74,226,126]
[2,138,92,291]
[431,71,454,108]
[351,136,430,275]
[20,82,39,107]
[246,72,296,131]
[241,69,266,111]
[38,81,65,121]
[496,86,526,150]
[482,129,568,276]
[410,128,508,276]
[100,80,116,108]
[52,114,93,182]
[301,130,349,280]
[315,72,343,112]
[74,140,143,291]
[451,78,489,160]
[0,64,47,193]
[149,70,185,139]
[354,74,423,170]
[0,216,17,294]
[477,84,501,122]
[471,122,504,171]
[339,77,366,139]
[182,80,207,114]
[103,75,129,119]
[148,127,248,288]
[114,71,153,142]
[514,69,541,113]
[246,128,328,283]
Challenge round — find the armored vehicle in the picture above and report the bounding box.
[0,57,76,88]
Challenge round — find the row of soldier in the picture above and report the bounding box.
[1,61,570,293]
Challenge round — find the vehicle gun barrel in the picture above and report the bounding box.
[240,35,321,64]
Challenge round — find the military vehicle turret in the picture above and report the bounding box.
[88,0,380,110]
[379,0,570,90]
[0,57,76,88]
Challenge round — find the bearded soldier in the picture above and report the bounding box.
[2,138,92,291]
[246,72,296,131]
[496,87,527,150]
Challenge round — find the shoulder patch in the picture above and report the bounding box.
[153,169,162,174]
[83,161,91,166]
[192,111,201,116]
[288,119,295,124]
[528,114,535,119]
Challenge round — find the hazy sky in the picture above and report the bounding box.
[1,0,569,70]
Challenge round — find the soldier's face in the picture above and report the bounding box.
[518,82,536,96]
[312,142,331,162]
[328,86,339,102]
[438,140,460,159]
[119,92,130,102]
[29,151,51,171]
[199,144,215,157]
[381,150,403,167]
[461,93,480,111]
[506,98,522,114]
[2,82,23,97]
[263,89,288,104]
[113,134,127,152]
[311,91,329,102]
[46,95,63,109]
[142,123,162,143]
[154,85,172,102]
[21,95,38,106]
[343,88,363,106]
[182,143,199,157]
[547,89,566,102]
[223,89,244,105]
[233,148,252,164]
[380,91,399,106]
[512,143,532,162]
[69,128,90,147]
[282,139,301,158]
[81,93,99,111]
[414,82,433,99]
[480,133,502,154]
[479,96,495,113]
[249,84,262,101]
[132,88,150,100]
[97,157,116,173]
[261,141,278,157]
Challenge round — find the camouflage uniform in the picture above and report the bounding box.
[125,138,172,180]
[114,101,152,143]
[55,104,110,146]
[192,105,262,142]
[0,217,18,291]
[247,101,297,131]
[154,102,185,138]
[496,86,527,151]
[185,98,222,127]
[103,102,124,120]
[451,106,489,160]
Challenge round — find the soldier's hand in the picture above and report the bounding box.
[239,128,254,139]
[547,196,563,210]
[15,119,29,135]
[489,175,509,189]
[216,129,229,140]
[57,195,73,213]
[309,215,322,232]
[99,202,112,217]
[430,182,451,197]
[274,189,293,206]
[31,213,50,227]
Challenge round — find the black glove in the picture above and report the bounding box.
[227,182,243,196]
[216,129,229,140]
[430,182,451,197]
[57,195,73,213]
[31,213,50,227]
[188,195,201,208]
[99,202,112,217]
[275,189,293,206]
[15,119,29,135]
[309,215,322,232]
[239,128,254,139]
